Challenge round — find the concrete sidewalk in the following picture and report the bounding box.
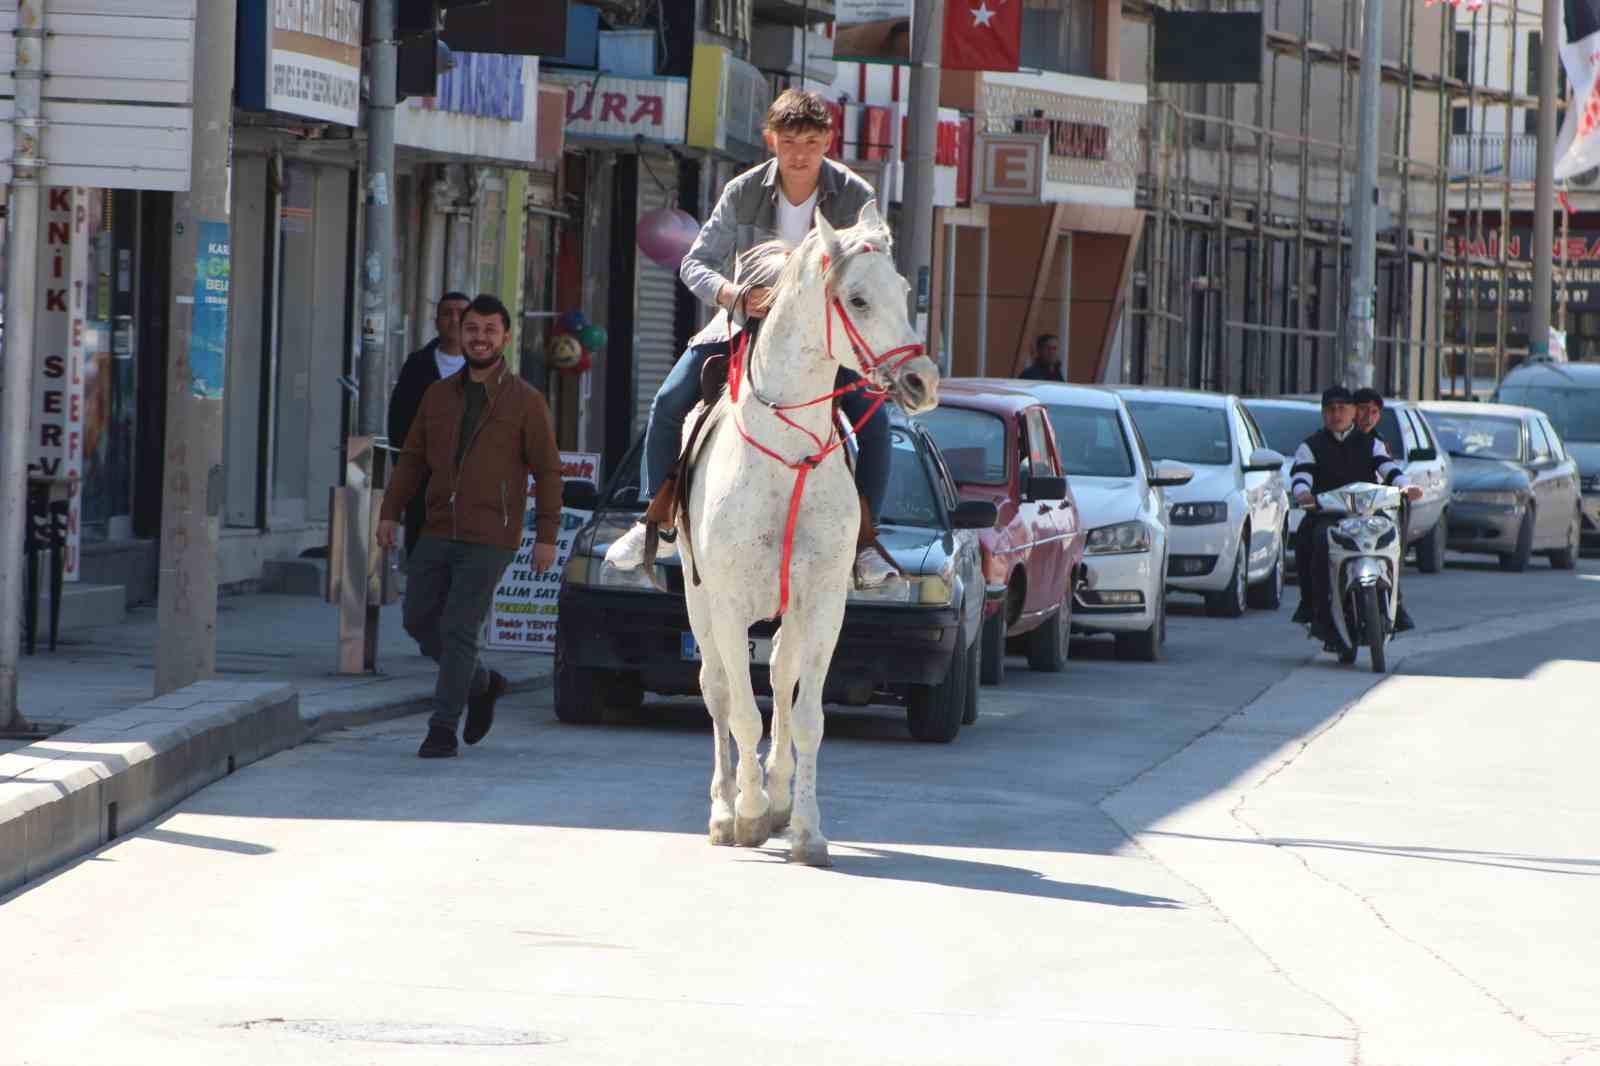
[6,592,556,749]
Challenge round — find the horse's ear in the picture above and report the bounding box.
[856,199,883,230]
[813,207,842,262]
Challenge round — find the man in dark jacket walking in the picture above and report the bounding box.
[378,295,565,759]
[387,291,470,556]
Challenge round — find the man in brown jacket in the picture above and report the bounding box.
[378,294,564,758]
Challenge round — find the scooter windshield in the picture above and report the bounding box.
[1316,482,1401,517]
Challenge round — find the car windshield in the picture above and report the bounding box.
[1497,384,1600,442]
[914,406,1007,484]
[880,428,943,528]
[1124,401,1233,465]
[1245,404,1320,454]
[1044,405,1134,477]
[1423,412,1525,462]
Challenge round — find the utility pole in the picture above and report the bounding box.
[1344,0,1383,391]
[901,0,945,339]
[360,0,397,434]
[153,0,237,695]
[0,0,47,731]
[1530,0,1559,361]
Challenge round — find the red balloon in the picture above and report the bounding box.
[636,207,700,272]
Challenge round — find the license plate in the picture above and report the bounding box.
[681,631,773,664]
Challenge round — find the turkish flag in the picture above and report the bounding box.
[943,0,1022,72]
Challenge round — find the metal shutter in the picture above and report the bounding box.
[634,159,680,436]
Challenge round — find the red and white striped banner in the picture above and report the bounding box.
[1424,0,1487,11]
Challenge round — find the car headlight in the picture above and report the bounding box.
[562,551,665,591]
[847,572,953,606]
[1169,501,1229,525]
[1452,489,1521,508]
[1086,520,1152,555]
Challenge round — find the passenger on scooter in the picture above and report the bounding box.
[1352,386,1417,633]
[1289,386,1423,649]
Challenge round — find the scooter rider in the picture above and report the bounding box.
[1289,386,1422,648]
[1352,386,1417,632]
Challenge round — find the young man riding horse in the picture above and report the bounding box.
[605,88,898,589]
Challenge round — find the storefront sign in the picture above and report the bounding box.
[838,0,911,22]
[189,222,230,399]
[974,132,1045,204]
[29,187,90,581]
[238,0,363,126]
[980,71,1145,208]
[1444,230,1600,311]
[483,452,601,653]
[548,72,687,143]
[688,44,766,160]
[418,52,525,121]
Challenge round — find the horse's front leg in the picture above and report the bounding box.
[765,626,797,834]
[710,615,771,847]
[699,649,737,846]
[787,597,845,867]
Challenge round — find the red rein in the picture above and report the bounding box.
[725,255,925,618]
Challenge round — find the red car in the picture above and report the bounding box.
[914,381,1085,686]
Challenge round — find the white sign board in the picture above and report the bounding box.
[0,2,196,190]
[546,72,688,144]
[483,452,603,654]
[837,0,912,24]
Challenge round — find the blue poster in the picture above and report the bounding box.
[190,221,231,399]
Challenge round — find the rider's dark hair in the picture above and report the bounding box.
[463,294,512,330]
[766,89,833,135]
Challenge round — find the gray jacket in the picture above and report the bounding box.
[681,157,877,345]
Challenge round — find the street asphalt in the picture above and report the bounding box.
[2,550,1596,1065]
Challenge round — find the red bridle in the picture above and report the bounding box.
[723,249,926,618]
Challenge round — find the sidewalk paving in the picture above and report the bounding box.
[5,592,556,752]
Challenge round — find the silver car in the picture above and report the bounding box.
[1496,360,1600,552]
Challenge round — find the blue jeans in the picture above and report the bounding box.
[642,343,890,526]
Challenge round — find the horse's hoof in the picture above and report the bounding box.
[787,833,832,867]
[709,816,736,846]
[734,811,772,848]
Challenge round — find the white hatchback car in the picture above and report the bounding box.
[1009,381,1194,661]
[1110,387,1291,617]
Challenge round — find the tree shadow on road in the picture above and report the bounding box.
[1148,829,1598,877]
[742,843,1185,907]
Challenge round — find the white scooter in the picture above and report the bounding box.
[1301,482,1404,674]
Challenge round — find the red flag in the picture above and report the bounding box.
[943,0,1021,72]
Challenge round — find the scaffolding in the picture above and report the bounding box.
[1121,0,1567,400]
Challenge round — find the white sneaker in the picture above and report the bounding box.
[604,522,675,571]
[854,547,900,590]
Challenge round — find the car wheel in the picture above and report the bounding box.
[1205,539,1248,618]
[1247,534,1285,610]
[907,622,967,743]
[1116,586,1164,662]
[1416,510,1447,574]
[554,644,607,724]
[960,622,982,725]
[1550,511,1582,570]
[1026,596,1070,672]
[979,606,1006,686]
[1499,507,1535,572]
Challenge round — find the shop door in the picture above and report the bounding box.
[632,158,680,438]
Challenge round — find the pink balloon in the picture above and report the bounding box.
[636,207,700,272]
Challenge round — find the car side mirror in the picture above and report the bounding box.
[1244,447,1286,473]
[563,479,599,510]
[952,499,999,529]
[1150,460,1194,488]
[1408,446,1437,463]
[1025,474,1068,502]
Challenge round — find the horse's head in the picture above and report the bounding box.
[811,202,940,415]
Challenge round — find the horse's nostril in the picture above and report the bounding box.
[902,373,926,401]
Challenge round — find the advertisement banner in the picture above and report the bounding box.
[239,0,363,126]
[482,451,602,653]
[190,222,231,399]
[29,187,89,582]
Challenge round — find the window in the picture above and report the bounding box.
[1525,34,1569,135]
[1376,409,1407,460]
[915,407,1009,485]
[1124,401,1234,466]
[1453,105,1470,136]
[1453,30,1472,84]
[1025,409,1060,476]
[1423,411,1526,462]
[1405,409,1436,454]
[1529,417,1554,462]
[1019,0,1096,77]
[1044,405,1135,478]
[1246,403,1322,455]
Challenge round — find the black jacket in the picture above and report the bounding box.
[1290,428,1405,498]
[388,340,448,551]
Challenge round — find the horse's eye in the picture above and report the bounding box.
[850,295,868,310]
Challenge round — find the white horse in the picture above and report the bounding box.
[675,201,940,867]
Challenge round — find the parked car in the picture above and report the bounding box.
[554,416,995,742]
[1010,379,1194,661]
[1246,396,1455,573]
[913,381,1084,686]
[1495,359,1600,551]
[1418,401,1584,571]
[1110,388,1290,616]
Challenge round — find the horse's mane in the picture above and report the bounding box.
[735,213,895,304]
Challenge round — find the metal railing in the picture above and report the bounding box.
[1448,132,1539,182]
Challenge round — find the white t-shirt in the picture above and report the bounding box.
[435,348,465,379]
[776,186,819,248]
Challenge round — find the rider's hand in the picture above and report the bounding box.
[1294,490,1314,507]
[532,542,559,573]
[743,286,772,319]
[1404,485,1423,502]
[377,519,401,551]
